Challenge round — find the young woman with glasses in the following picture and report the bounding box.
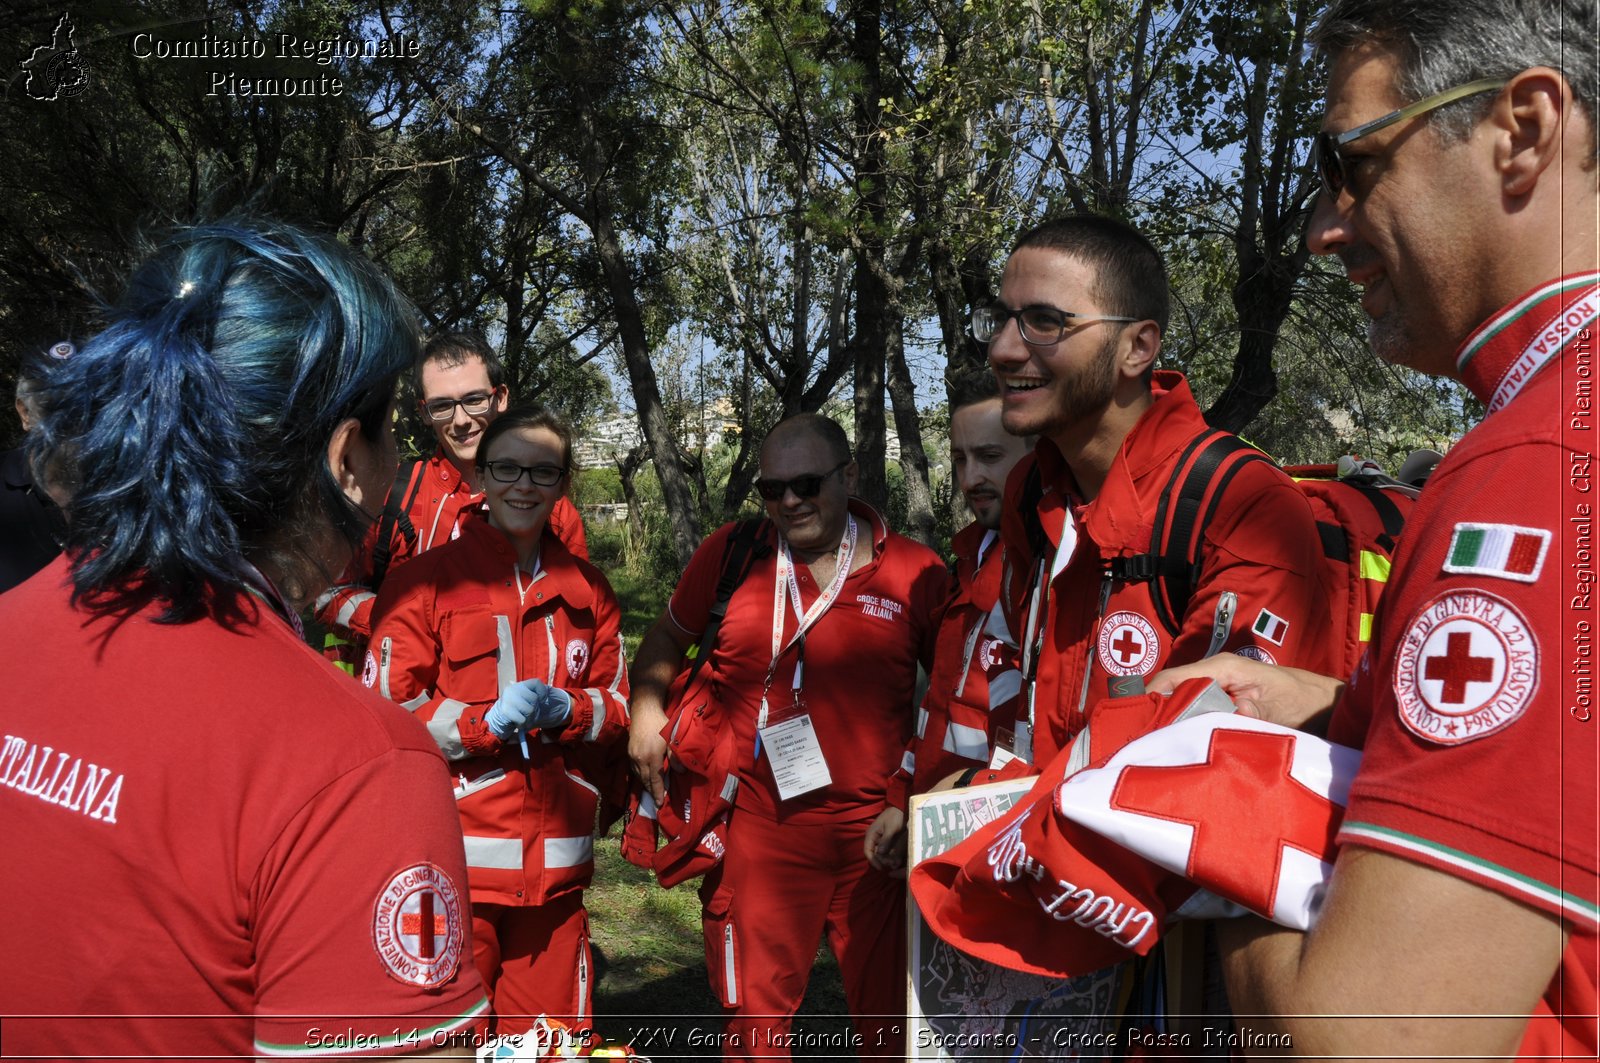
[366,403,629,1030]
[0,218,489,1056]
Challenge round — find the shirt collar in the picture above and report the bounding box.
[1455,273,1600,413]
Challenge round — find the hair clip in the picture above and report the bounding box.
[48,341,75,360]
[177,280,196,298]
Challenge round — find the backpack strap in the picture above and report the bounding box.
[1019,459,1050,558]
[369,460,424,588]
[1107,431,1273,636]
[683,518,772,687]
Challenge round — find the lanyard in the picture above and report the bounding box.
[760,515,857,718]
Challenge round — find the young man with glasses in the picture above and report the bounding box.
[627,413,949,1061]
[1151,0,1598,1054]
[980,215,1340,775]
[316,332,588,671]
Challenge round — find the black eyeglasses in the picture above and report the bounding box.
[755,460,850,502]
[484,461,567,487]
[969,303,1138,347]
[420,391,496,422]
[1313,77,1507,198]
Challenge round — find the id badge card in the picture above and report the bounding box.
[992,721,1033,768]
[758,710,832,801]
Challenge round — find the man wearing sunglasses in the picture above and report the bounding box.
[1148,0,1598,1056]
[315,332,588,672]
[628,413,949,1061]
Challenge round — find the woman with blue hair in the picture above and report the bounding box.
[0,219,489,1057]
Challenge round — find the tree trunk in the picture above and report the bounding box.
[1207,251,1296,432]
[887,319,936,546]
[849,0,889,511]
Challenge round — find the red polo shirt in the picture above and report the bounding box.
[668,500,949,823]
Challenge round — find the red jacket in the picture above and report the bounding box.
[317,449,589,645]
[884,522,1019,810]
[998,371,1339,768]
[366,516,627,906]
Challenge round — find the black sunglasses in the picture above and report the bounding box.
[754,460,850,502]
[1313,77,1506,198]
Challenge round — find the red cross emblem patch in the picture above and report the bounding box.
[1394,590,1537,746]
[371,863,464,987]
[565,638,590,681]
[1098,612,1161,677]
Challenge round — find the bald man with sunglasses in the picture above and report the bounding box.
[628,413,948,1062]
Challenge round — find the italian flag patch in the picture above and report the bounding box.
[1252,609,1289,646]
[1443,524,1550,582]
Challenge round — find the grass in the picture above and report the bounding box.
[586,825,851,1057]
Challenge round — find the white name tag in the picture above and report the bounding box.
[759,713,832,800]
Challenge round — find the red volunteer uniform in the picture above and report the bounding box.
[367,515,628,1024]
[0,558,488,1059]
[1327,275,1600,1057]
[318,448,589,648]
[885,521,1018,809]
[999,370,1341,768]
[667,500,947,1060]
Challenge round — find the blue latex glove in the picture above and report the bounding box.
[486,678,573,742]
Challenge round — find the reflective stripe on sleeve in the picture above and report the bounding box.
[401,691,430,713]
[334,590,375,629]
[429,699,470,760]
[914,706,929,739]
[899,749,915,775]
[585,690,606,741]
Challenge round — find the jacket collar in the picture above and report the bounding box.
[457,510,595,610]
[426,448,475,496]
[1032,370,1207,555]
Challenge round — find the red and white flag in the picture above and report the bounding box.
[1057,713,1359,929]
[910,681,1362,978]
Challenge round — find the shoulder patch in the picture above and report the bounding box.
[1251,609,1289,646]
[1442,523,1550,583]
[1098,611,1161,677]
[361,650,379,689]
[1235,645,1278,666]
[371,862,465,988]
[565,638,590,681]
[1393,590,1538,746]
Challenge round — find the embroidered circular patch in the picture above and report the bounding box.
[361,651,378,689]
[979,636,1012,672]
[565,638,591,681]
[371,863,464,987]
[1098,612,1161,677]
[1393,590,1538,746]
[1234,645,1278,666]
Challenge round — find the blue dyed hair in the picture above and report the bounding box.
[31,218,418,622]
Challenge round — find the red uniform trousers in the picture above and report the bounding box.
[702,808,904,1061]
[472,893,592,1031]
